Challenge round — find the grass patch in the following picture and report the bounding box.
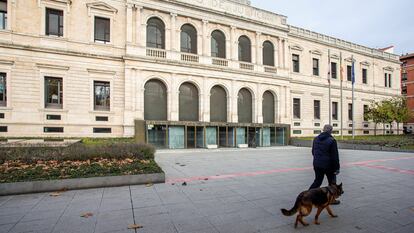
[294,135,414,149]
[0,142,163,183]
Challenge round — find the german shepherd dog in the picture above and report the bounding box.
[281,183,344,228]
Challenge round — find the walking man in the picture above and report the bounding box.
[309,124,340,204]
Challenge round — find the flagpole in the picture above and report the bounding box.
[340,52,343,140]
[351,55,355,140]
[328,49,332,126]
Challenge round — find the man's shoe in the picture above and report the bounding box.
[331,200,340,205]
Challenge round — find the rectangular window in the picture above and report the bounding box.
[46,114,61,120]
[293,98,301,119]
[96,116,109,121]
[388,74,392,88]
[293,130,302,135]
[93,128,112,133]
[46,8,63,37]
[0,113,4,118]
[332,101,338,120]
[292,54,300,73]
[331,62,337,79]
[94,81,110,111]
[314,123,320,127]
[312,58,319,76]
[362,68,367,84]
[314,130,321,135]
[0,72,6,106]
[0,126,7,132]
[363,105,368,121]
[45,77,63,109]
[384,73,388,87]
[348,103,353,121]
[347,65,352,81]
[294,122,301,126]
[0,0,7,30]
[94,16,110,43]
[314,100,320,120]
[44,127,64,133]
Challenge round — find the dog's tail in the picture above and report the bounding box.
[280,195,301,216]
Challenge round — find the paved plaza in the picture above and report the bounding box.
[0,147,413,233]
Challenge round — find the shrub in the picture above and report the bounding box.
[0,143,156,164]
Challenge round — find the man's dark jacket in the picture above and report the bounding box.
[312,132,340,171]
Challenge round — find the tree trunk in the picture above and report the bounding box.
[390,122,393,135]
[374,123,377,136]
[383,124,386,135]
[397,122,399,135]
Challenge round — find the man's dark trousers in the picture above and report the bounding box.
[309,167,336,190]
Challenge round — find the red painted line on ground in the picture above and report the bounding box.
[357,164,414,175]
[166,156,414,184]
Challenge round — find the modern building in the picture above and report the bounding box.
[0,0,401,148]
[401,53,414,130]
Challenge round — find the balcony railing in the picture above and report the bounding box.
[212,58,228,67]
[181,53,199,63]
[239,62,254,70]
[264,66,277,74]
[146,48,166,58]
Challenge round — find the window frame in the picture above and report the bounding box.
[348,103,353,121]
[44,76,63,109]
[94,16,111,44]
[293,98,301,119]
[211,30,226,59]
[0,72,6,107]
[0,0,7,30]
[45,8,64,37]
[362,68,367,84]
[262,41,275,67]
[238,36,252,63]
[314,100,320,120]
[180,24,197,54]
[363,105,369,122]
[146,17,165,49]
[94,81,111,111]
[331,62,337,79]
[347,65,352,81]
[292,54,300,73]
[312,58,319,76]
[332,101,338,120]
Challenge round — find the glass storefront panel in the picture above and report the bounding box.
[196,127,204,148]
[236,127,246,146]
[262,128,271,147]
[169,126,185,149]
[147,125,167,149]
[227,127,235,147]
[219,127,227,147]
[276,127,285,145]
[187,126,195,149]
[270,127,277,146]
[206,127,217,146]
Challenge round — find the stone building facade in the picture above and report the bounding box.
[0,0,401,148]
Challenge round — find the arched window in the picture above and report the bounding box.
[238,36,251,62]
[180,24,197,54]
[211,30,226,58]
[144,79,167,120]
[179,82,199,121]
[146,17,165,49]
[238,88,252,123]
[263,41,275,66]
[210,85,227,122]
[262,91,275,123]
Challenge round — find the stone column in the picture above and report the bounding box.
[126,3,133,43]
[170,13,177,51]
[170,73,179,121]
[278,38,283,68]
[202,20,209,56]
[230,26,237,60]
[135,5,143,46]
[257,84,263,123]
[283,39,289,68]
[255,32,262,65]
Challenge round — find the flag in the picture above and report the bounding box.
[351,59,355,84]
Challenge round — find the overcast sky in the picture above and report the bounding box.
[250,0,413,55]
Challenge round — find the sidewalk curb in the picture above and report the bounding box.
[0,173,165,196]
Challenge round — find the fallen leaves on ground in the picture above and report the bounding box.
[128,224,143,229]
[145,183,153,187]
[80,212,94,218]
